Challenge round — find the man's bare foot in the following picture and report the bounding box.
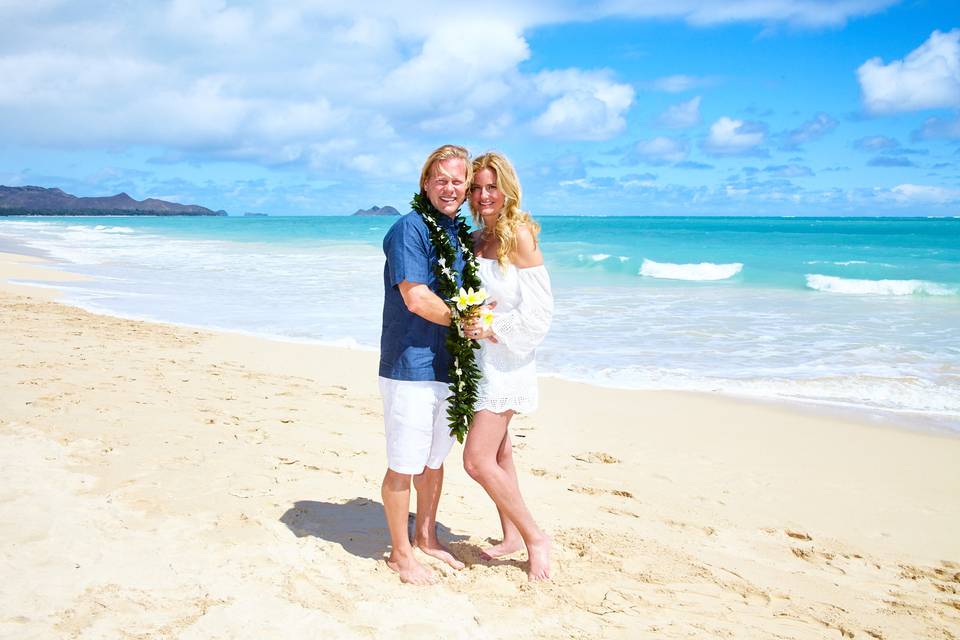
[526,536,551,581]
[414,538,465,570]
[480,537,524,560]
[386,552,437,585]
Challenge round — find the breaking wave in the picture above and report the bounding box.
[639,259,743,281]
[805,274,957,296]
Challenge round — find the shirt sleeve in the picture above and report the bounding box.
[490,265,553,358]
[385,215,432,287]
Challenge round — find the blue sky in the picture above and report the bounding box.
[1,1,958,216]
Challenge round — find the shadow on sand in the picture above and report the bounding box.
[279,498,469,561]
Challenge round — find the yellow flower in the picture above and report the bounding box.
[454,287,471,311]
[466,287,487,306]
[453,287,487,311]
[480,309,494,328]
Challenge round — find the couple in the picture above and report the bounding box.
[378,144,554,584]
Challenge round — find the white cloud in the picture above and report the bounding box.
[764,164,814,178]
[593,0,899,28]
[418,110,478,133]
[913,114,960,141]
[382,20,529,109]
[858,29,960,114]
[0,2,653,168]
[626,136,689,164]
[885,183,960,204]
[783,112,837,148]
[164,0,255,45]
[648,75,718,93]
[532,69,635,140]
[703,117,766,155]
[0,0,923,212]
[659,96,701,129]
[853,135,899,151]
[559,178,599,189]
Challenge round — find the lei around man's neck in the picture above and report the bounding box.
[408,191,482,444]
[411,192,459,225]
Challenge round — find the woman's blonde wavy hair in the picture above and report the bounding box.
[469,151,540,268]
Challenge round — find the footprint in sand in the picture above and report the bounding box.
[283,572,355,612]
[568,485,634,498]
[572,451,620,464]
[54,585,230,637]
[530,468,561,479]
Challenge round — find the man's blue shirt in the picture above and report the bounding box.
[379,210,466,382]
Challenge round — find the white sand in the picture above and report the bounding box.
[2,251,958,639]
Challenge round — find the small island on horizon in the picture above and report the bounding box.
[0,185,226,216]
[352,205,400,217]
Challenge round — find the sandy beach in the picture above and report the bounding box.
[2,250,959,639]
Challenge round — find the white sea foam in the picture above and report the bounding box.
[805,274,957,296]
[67,225,135,233]
[639,259,743,281]
[804,260,894,267]
[94,225,135,233]
[578,253,612,262]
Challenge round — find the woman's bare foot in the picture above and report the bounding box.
[480,537,524,560]
[386,551,437,585]
[525,536,551,581]
[414,538,466,570]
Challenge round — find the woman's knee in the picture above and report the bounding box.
[463,453,492,481]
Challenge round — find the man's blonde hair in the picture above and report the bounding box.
[419,144,472,194]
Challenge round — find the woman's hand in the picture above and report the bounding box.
[462,302,498,342]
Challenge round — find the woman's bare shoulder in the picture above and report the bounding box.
[511,224,543,268]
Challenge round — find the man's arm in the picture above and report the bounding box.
[398,280,451,326]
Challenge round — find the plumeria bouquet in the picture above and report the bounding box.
[452,286,492,337]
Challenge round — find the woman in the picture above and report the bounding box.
[462,152,554,581]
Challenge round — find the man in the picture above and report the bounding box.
[378,144,472,584]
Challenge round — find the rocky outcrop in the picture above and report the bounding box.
[0,186,227,216]
[352,205,400,217]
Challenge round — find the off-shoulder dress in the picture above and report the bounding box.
[474,256,554,414]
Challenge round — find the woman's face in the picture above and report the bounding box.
[470,168,505,224]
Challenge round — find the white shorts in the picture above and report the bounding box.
[379,377,456,475]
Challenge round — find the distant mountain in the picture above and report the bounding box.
[352,205,400,217]
[0,185,226,216]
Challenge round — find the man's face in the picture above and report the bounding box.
[424,157,468,218]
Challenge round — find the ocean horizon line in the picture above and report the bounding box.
[4,212,959,220]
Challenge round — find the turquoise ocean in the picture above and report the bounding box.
[2,215,958,431]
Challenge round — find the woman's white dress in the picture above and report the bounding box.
[475,257,554,414]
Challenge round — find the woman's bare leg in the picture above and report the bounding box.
[481,431,524,559]
[464,409,550,580]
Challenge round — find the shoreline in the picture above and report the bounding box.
[0,240,955,437]
[2,250,959,637]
